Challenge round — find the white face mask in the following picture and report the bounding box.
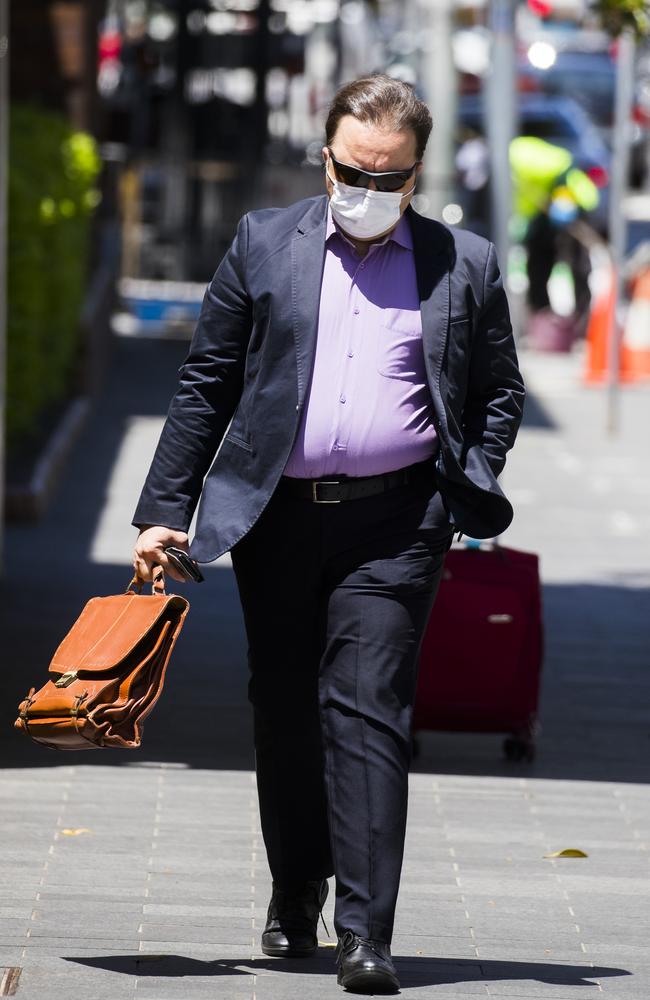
[326,166,416,241]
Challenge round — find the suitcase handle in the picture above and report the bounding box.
[453,537,503,553]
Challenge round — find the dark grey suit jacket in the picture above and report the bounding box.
[132,195,525,562]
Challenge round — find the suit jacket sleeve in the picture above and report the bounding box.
[462,241,525,478]
[131,214,253,532]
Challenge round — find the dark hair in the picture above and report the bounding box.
[325,74,433,160]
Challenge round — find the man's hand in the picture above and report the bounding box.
[133,526,190,584]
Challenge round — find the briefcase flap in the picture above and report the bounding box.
[48,592,189,679]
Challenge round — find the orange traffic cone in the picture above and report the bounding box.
[583,261,617,384]
[621,266,650,381]
[584,260,650,384]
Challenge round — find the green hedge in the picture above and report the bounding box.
[7,103,101,450]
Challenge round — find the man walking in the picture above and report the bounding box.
[132,75,525,994]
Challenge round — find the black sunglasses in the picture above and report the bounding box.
[326,148,420,193]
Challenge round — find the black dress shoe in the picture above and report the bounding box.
[336,930,400,994]
[261,878,329,957]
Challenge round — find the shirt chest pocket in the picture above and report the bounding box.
[377,323,424,380]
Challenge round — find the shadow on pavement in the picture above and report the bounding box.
[67,952,630,988]
[521,387,556,429]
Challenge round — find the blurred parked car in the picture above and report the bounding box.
[519,49,616,132]
[519,45,650,188]
[458,93,611,233]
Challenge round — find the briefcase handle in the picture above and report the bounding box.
[126,563,166,596]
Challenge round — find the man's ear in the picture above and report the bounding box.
[322,146,329,163]
[416,161,424,177]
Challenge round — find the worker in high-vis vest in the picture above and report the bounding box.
[509,136,600,316]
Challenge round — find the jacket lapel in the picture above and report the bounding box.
[291,196,329,406]
[407,207,454,393]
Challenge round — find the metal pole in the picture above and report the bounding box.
[0,0,9,575]
[252,0,270,163]
[485,0,517,270]
[417,0,457,221]
[161,0,191,277]
[607,27,636,435]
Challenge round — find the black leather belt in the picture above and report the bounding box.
[278,460,435,504]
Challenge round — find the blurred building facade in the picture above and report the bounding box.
[96,0,649,283]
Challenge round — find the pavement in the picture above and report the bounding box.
[1,332,649,1000]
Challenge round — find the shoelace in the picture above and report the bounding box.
[270,883,330,938]
[319,907,330,939]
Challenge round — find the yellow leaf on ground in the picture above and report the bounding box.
[60,828,92,836]
[544,848,588,858]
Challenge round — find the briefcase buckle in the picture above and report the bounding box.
[55,671,79,688]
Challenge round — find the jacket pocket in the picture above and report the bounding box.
[224,432,253,453]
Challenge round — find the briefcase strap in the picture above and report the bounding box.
[126,563,166,596]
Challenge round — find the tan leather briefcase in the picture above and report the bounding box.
[15,568,189,750]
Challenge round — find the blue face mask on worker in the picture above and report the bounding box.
[548,190,579,227]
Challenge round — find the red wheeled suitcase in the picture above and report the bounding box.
[527,308,578,353]
[413,543,543,761]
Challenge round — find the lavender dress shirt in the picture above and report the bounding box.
[283,207,438,479]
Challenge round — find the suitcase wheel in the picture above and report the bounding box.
[503,735,536,763]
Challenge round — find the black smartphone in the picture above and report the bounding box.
[163,546,205,583]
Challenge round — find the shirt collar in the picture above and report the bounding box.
[326,203,413,252]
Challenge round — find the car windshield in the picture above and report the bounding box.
[537,72,615,124]
[520,115,579,140]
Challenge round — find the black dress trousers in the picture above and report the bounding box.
[230,461,453,944]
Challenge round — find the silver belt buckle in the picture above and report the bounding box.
[312,480,342,503]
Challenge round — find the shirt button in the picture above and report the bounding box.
[347,351,354,358]
[340,394,346,403]
[353,307,360,315]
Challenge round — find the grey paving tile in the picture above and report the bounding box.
[0,917,32,934]
[0,948,24,964]
[390,918,473,938]
[18,946,143,957]
[581,943,650,958]
[29,917,141,935]
[0,905,35,917]
[398,982,492,996]
[143,903,251,918]
[42,869,151,884]
[468,920,580,938]
[36,886,147,899]
[136,942,256,957]
[16,985,135,1000]
[133,989,253,1000]
[139,924,254,945]
[23,935,139,948]
[0,889,43,901]
[143,887,253,902]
